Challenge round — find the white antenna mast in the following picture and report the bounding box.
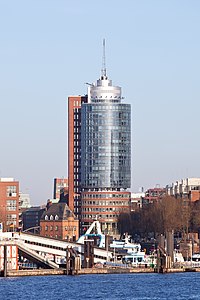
[101,38,107,79]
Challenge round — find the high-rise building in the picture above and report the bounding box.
[0,178,19,232]
[68,41,131,234]
[68,96,88,216]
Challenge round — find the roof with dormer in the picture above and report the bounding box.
[40,202,76,221]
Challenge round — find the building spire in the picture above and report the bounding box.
[101,38,107,79]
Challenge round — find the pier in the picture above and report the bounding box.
[1,231,200,277]
[0,231,114,276]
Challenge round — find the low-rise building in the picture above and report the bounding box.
[40,202,79,241]
[19,192,31,230]
[22,206,45,233]
[53,177,68,201]
[130,192,144,211]
[142,187,166,205]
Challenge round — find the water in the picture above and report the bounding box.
[0,272,199,300]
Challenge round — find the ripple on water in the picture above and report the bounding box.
[0,272,199,300]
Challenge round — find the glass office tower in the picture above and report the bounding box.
[81,72,131,234]
[81,84,131,189]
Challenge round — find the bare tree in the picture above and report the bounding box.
[118,196,191,237]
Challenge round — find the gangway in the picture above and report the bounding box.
[16,240,59,269]
[0,231,113,264]
[0,240,59,269]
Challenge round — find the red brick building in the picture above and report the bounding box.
[189,190,200,202]
[143,188,166,204]
[40,202,79,240]
[68,96,87,217]
[81,190,130,235]
[0,178,19,232]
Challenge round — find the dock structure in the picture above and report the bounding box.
[6,265,200,277]
[0,231,113,275]
[2,231,200,277]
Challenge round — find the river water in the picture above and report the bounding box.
[0,272,199,300]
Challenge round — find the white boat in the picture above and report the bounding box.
[192,253,200,262]
[110,236,147,266]
[77,221,152,266]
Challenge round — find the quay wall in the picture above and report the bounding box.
[6,269,65,277]
[4,267,199,277]
[78,268,154,275]
[4,267,154,277]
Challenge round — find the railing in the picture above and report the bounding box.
[19,262,37,269]
[173,261,200,269]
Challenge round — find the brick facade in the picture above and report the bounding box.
[0,178,19,232]
[40,202,79,240]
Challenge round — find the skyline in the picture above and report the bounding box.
[1,0,200,205]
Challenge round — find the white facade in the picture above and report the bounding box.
[166,178,200,196]
[130,192,144,210]
[0,178,14,182]
[19,192,31,209]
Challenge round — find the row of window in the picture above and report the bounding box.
[6,214,17,220]
[6,221,17,226]
[6,200,17,211]
[84,165,129,172]
[87,112,130,118]
[85,153,129,159]
[86,125,128,131]
[84,104,130,111]
[6,186,17,197]
[82,206,128,212]
[86,121,130,128]
[44,225,76,231]
[73,101,81,107]
[82,214,118,219]
[82,193,130,199]
[82,200,129,206]
[44,215,59,221]
[91,99,121,103]
[83,182,130,188]
[84,139,130,146]
[84,145,129,151]
[6,214,17,226]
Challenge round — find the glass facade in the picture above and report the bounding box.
[81,103,131,189]
[79,71,131,234]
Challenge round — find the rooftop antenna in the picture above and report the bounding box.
[101,38,107,79]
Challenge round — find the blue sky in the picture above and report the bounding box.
[0,0,200,205]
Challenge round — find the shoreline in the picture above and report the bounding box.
[2,266,199,277]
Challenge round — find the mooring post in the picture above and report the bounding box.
[4,245,7,277]
[66,247,70,275]
[157,248,160,273]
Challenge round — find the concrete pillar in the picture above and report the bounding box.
[166,231,174,263]
[84,240,94,268]
[66,247,70,275]
[157,234,165,249]
[4,245,7,277]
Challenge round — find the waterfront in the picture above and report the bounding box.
[0,273,199,300]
